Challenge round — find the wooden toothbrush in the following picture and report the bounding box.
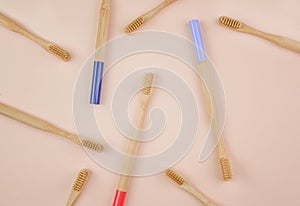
[66,169,89,206]
[0,12,71,61]
[219,16,300,54]
[124,0,178,33]
[90,0,111,105]
[189,19,232,181]
[0,102,103,152]
[165,169,217,206]
[112,73,154,206]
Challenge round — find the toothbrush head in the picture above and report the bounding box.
[141,73,154,95]
[124,17,145,33]
[165,169,184,185]
[73,169,89,192]
[218,16,242,30]
[47,44,71,61]
[81,139,103,152]
[220,158,232,181]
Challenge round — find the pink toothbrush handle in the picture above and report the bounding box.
[112,190,127,206]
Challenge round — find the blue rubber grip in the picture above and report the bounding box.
[189,19,207,62]
[90,61,104,105]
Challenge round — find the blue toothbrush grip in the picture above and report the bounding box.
[90,61,104,105]
[189,19,207,62]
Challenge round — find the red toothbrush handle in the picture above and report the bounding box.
[112,190,127,206]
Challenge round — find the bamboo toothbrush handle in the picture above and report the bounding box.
[264,35,300,53]
[114,139,139,205]
[161,0,178,8]
[143,0,177,19]
[96,0,110,50]
[276,37,300,53]
[0,12,23,32]
[182,183,217,206]
[114,104,149,206]
[217,137,227,158]
[0,12,48,47]
[244,25,300,53]
[116,106,147,188]
[66,191,80,206]
[198,64,232,181]
[117,174,130,192]
[116,139,140,193]
[0,102,81,145]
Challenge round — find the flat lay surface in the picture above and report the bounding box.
[0,0,300,205]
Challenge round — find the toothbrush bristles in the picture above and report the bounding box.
[220,158,232,181]
[124,17,144,33]
[165,169,184,185]
[141,73,153,95]
[47,44,71,61]
[73,169,89,192]
[219,16,242,29]
[82,139,103,152]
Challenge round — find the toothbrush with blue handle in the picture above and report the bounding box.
[90,0,111,105]
[189,19,232,181]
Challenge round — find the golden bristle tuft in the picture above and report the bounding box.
[82,139,103,152]
[141,73,153,95]
[220,158,232,181]
[47,44,71,61]
[165,169,184,185]
[73,169,89,192]
[124,17,144,33]
[219,16,242,30]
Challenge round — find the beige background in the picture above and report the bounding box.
[1,0,300,205]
